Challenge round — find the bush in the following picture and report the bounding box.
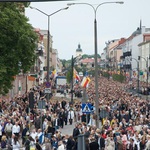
[112,74,125,83]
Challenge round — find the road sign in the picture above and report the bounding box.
[129,81,132,85]
[45,82,51,88]
[82,103,91,114]
[38,100,46,109]
[44,88,51,93]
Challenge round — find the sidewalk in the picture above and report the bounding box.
[55,92,71,99]
[54,93,81,102]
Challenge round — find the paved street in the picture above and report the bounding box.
[55,92,71,99]
[54,92,82,103]
[59,122,76,136]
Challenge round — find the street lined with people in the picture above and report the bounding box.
[0,75,150,149]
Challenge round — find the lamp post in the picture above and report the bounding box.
[138,56,150,100]
[30,6,69,100]
[131,58,140,96]
[70,55,82,104]
[68,1,124,128]
[124,58,132,87]
[71,55,74,104]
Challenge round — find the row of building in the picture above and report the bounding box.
[100,21,150,82]
[7,19,150,98]
[7,28,63,99]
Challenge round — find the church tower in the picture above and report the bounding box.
[76,43,83,57]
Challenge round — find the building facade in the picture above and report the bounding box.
[138,34,150,82]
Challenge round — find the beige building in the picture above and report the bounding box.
[51,48,62,72]
[105,38,125,69]
[138,34,150,82]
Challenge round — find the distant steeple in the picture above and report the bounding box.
[76,43,82,52]
[132,20,142,36]
[140,19,142,30]
[76,43,83,57]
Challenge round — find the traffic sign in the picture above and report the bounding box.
[44,88,51,93]
[45,82,51,88]
[82,103,91,114]
[38,100,46,109]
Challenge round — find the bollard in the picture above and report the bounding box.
[77,134,85,150]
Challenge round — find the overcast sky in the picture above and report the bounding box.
[25,0,150,60]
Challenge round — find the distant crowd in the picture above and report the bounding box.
[0,75,150,150]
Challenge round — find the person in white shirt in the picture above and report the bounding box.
[68,109,74,125]
[12,136,20,150]
[0,123,2,142]
[12,122,20,137]
[5,119,13,138]
[58,140,65,150]
[145,135,150,150]
[43,118,48,131]
[30,129,38,142]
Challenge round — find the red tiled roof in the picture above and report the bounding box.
[81,58,100,63]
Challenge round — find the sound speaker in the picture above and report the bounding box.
[29,92,34,109]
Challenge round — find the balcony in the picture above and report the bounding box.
[123,51,132,57]
[36,46,44,56]
[120,55,125,60]
[123,64,131,69]
[30,66,39,74]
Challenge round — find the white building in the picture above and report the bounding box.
[138,34,150,82]
[122,25,150,70]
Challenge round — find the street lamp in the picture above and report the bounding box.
[138,56,150,100]
[71,55,74,104]
[30,6,69,100]
[124,58,132,86]
[131,57,140,96]
[67,1,124,128]
[70,55,82,104]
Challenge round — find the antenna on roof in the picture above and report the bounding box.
[140,19,142,30]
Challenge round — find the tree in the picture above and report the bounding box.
[66,69,72,83]
[0,2,38,95]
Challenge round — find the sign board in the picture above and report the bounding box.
[129,81,132,85]
[44,88,51,93]
[82,103,91,114]
[45,82,51,88]
[100,109,109,119]
[38,100,46,109]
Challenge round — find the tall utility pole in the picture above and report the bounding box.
[137,61,140,96]
[138,56,150,100]
[30,6,68,100]
[71,55,74,104]
[67,1,124,128]
[131,57,140,96]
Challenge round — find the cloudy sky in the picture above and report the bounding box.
[25,0,150,60]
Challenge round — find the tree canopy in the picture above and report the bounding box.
[0,2,38,95]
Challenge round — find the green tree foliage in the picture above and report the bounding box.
[112,73,125,83]
[101,72,110,78]
[66,68,72,83]
[0,2,38,95]
[82,54,101,59]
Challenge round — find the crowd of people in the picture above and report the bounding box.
[85,76,150,150]
[0,75,150,150]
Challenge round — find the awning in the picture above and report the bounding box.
[28,76,35,81]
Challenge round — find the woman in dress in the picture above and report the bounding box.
[12,136,20,150]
